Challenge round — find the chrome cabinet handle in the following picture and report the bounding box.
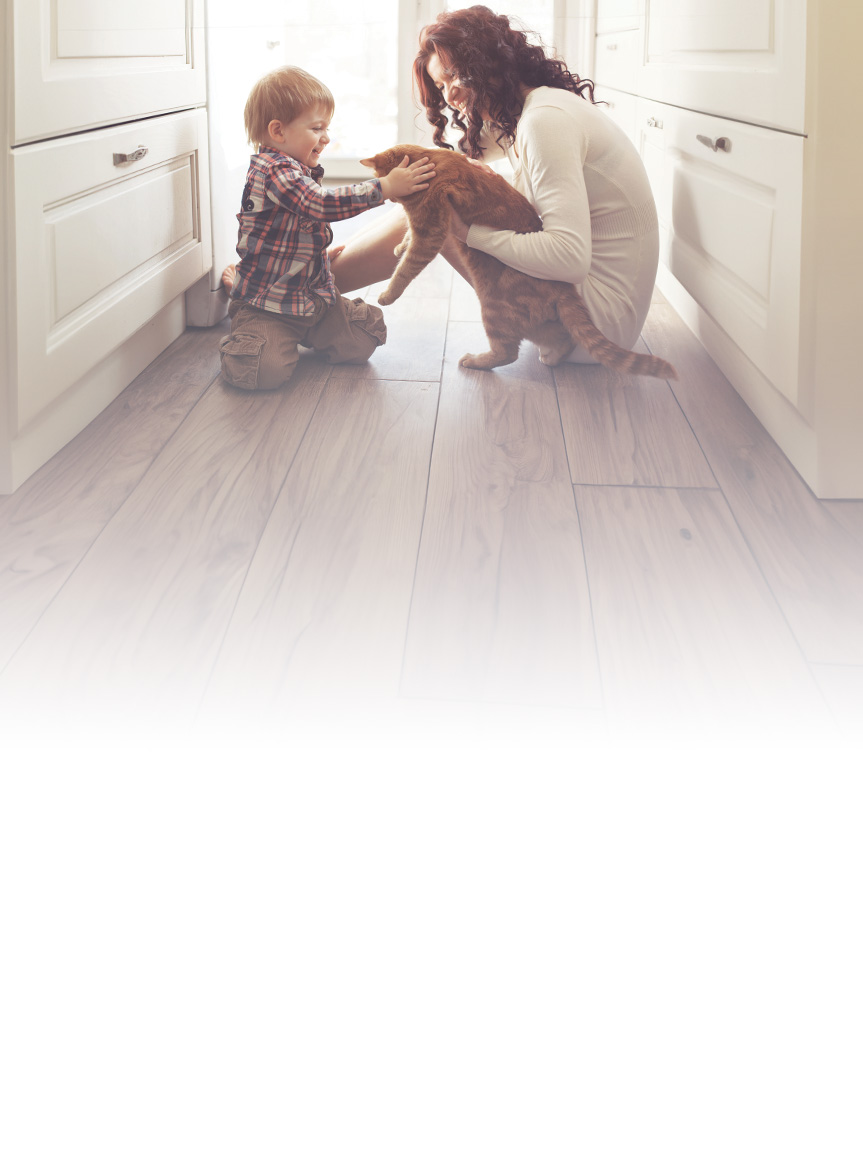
[697,134,731,153]
[646,116,663,129]
[113,145,149,165]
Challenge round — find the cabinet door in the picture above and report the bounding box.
[12,109,212,430]
[639,0,805,133]
[596,0,640,35]
[12,0,205,144]
[637,99,804,406]
[593,29,641,94]
[597,89,638,147]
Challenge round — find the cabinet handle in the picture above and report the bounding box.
[113,145,149,165]
[266,39,280,49]
[646,116,663,129]
[606,42,618,50]
[696,134,732,153]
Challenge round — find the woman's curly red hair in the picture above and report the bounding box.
[414,5,600,159]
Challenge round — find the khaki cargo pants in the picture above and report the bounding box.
[219,292,387,391]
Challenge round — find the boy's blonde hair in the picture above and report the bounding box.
[244,66,335,147]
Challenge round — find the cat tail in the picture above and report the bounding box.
[556,292,678,380]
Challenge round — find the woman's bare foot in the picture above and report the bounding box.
[221,264,236,294]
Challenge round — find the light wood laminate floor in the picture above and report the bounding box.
[2,261,861,764]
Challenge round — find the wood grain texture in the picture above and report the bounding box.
[576,484,827,724]
[449,273,483,322]
[333,295,450,384]
[203,371,439,713]
[0,358,331,718]
[822,498,863,546]
[0,325,221,672]
[641,301,863,664]
[554,339,716,488]
[401,322,601,708]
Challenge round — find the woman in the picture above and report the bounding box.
[412,4,660,358]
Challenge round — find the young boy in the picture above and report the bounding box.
[220,65,434,391]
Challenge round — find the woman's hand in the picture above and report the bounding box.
[379,155,436,201]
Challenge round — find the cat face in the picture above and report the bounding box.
[360,148,408,178]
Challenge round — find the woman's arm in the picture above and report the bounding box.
[463,105,592,284]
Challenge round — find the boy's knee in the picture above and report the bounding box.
[219,313,300,391]
[318,298,387,365]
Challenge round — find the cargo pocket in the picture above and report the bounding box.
[219,332,266,391]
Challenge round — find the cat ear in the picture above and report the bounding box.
[359,157,374,168]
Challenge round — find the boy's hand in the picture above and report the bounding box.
[380,155,435,201]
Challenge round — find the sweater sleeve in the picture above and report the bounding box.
[266,160,384,221]
[465,104,592,284]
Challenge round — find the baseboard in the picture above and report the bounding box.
[2,297,186,494]
[655,265,821,493]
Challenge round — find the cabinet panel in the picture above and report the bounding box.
[596,0,640,35]
[593,30,640,94]
[12,0,205,144]
[56,0,187,57]
[639,0,805,132]
[597,88,638,146]
[12,109,212,430]
[637,100,803,404]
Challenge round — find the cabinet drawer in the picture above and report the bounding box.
[636,100,804,404]
[638,0,805,133]
[12,109,212,431]
[593,30,640,95]
[597,89,638,147]
[12,0,205,144]
[596,0,640,35]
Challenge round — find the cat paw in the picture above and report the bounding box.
[458,352,494,371]
[377,289,398,306]
[393,240,409,257]
[539,350,567,366]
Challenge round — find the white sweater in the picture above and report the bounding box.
[466,86,659,350]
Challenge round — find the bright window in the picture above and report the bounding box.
[251,1,562,174]
[285,0,401,168]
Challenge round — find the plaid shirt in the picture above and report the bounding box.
[231,147,384,317]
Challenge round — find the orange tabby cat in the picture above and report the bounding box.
[360,144,676,378]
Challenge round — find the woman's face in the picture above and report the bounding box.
[426,52,470,114]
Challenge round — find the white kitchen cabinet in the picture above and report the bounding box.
[594,29,640,93]
[638,99,804,406]
[12,0,205,144]
[595,0,638,34]
[638,0,806,133]
[598,88,637,143]
[589,0,863,498]
[11,110,211,431]
[1,0,211,493]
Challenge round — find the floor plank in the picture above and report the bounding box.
[0,359,331,719]
[823,498,863,546]
[449,273,482,322]
[202,371,439,715]
[576,483,828,727]
[401,322,601,709]
[333,295,450,384]
[0,326,221,673]
[554,340,717,489]
[641,302,863,665]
